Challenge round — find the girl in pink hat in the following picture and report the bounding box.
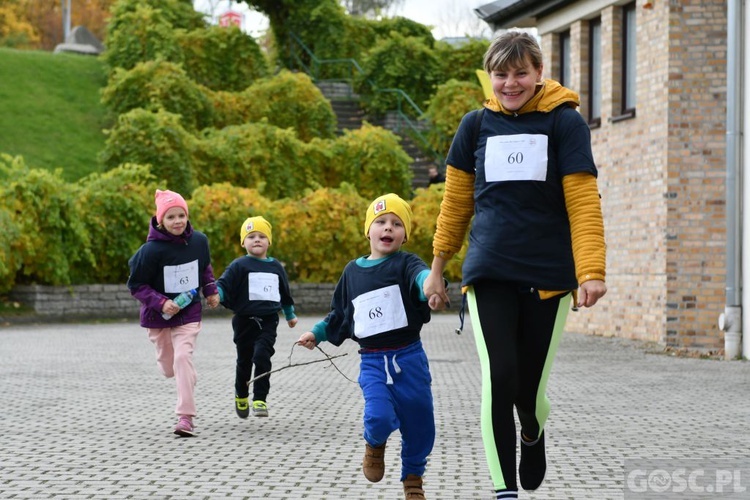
[127,189,220,437]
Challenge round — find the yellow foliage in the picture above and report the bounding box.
[0,5,39,49]
[189,183,275,277]
[189,182,464,285]
[410,184,466,283]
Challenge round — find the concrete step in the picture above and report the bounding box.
[317,81,439,190]
[330,100,365,133]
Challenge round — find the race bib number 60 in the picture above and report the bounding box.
[484,133,548,182]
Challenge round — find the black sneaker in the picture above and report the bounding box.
[519,431,546,490]
[235,396,249,419]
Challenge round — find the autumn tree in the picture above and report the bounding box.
[340,0,404,17]
[0,3,39,49]
[9,0,115,50]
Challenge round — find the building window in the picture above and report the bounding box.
[588,18,601,126]
[622,2,637,115]
[559,30,571,87]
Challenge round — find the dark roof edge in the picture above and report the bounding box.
[475,0,576,29]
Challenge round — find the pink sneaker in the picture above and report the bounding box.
[173,416,195,437]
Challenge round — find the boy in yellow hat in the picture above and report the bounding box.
[297,193,442,500]
[216,216,297,418]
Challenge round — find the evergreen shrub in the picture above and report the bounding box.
[271,184,369,282]
[207,71,337,141]
[434,38,490,84]
[103,4,184,72]
[0,156,93,287]
[101,60,214,132]
[354,32,441,117]
[100,108,197,196]
[75,164,160,283]
[194,122,321,199]
[327,123,413,201]
[189,183,275,278]
[178,26,269,92]
[423,79,485,158]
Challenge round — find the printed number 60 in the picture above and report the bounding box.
[507,152,524,164]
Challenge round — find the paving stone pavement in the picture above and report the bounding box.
[1,313,749,500]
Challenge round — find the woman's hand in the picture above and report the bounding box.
[423,257,450,311]
[578,280,606,308]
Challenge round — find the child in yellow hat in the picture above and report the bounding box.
[297,193,441,499]
[216,216,297,419]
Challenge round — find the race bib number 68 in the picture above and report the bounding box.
[352,284,408,339]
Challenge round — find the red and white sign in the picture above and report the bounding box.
[219,10,243,28]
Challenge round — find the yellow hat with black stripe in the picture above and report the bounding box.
[240,216,272,246]
[363,193,412,242]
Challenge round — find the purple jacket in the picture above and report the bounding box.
[127,217,218,328]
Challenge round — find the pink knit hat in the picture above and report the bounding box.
[155,189,189,224]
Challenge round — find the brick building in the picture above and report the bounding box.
[475,0,744,356]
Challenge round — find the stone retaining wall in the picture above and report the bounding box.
[8,283,464,321]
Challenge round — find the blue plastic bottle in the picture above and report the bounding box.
[162,288,197,320]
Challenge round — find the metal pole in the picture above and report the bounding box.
[62,0,71,42]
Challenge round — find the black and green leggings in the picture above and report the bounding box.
[467,281,571,492]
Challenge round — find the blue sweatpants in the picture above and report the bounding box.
[358,340,435,481]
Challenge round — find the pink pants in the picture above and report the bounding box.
[147,322,201,417]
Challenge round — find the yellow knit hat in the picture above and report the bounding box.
[240,216,272,246]
[363,193,412,241]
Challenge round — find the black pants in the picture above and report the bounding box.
[232,313,279,401]
[468,281,571,492]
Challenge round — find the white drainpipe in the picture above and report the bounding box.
[720,0,743,360]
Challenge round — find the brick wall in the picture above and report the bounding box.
[663,0,727,349]
[539,0,727,351]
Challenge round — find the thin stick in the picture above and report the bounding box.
[315,345,358,384]
[246,343,351,385]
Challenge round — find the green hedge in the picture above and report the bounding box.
[0,155,93,289]
[423,79,485,157]
[0,160,464,287]
[208,70,337,142]
[354,32,441,117]
[103,4,185,73]
[101,60,214,132]
[99,108,198,196]
[194,122,321,200]
[178,26,269,92]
